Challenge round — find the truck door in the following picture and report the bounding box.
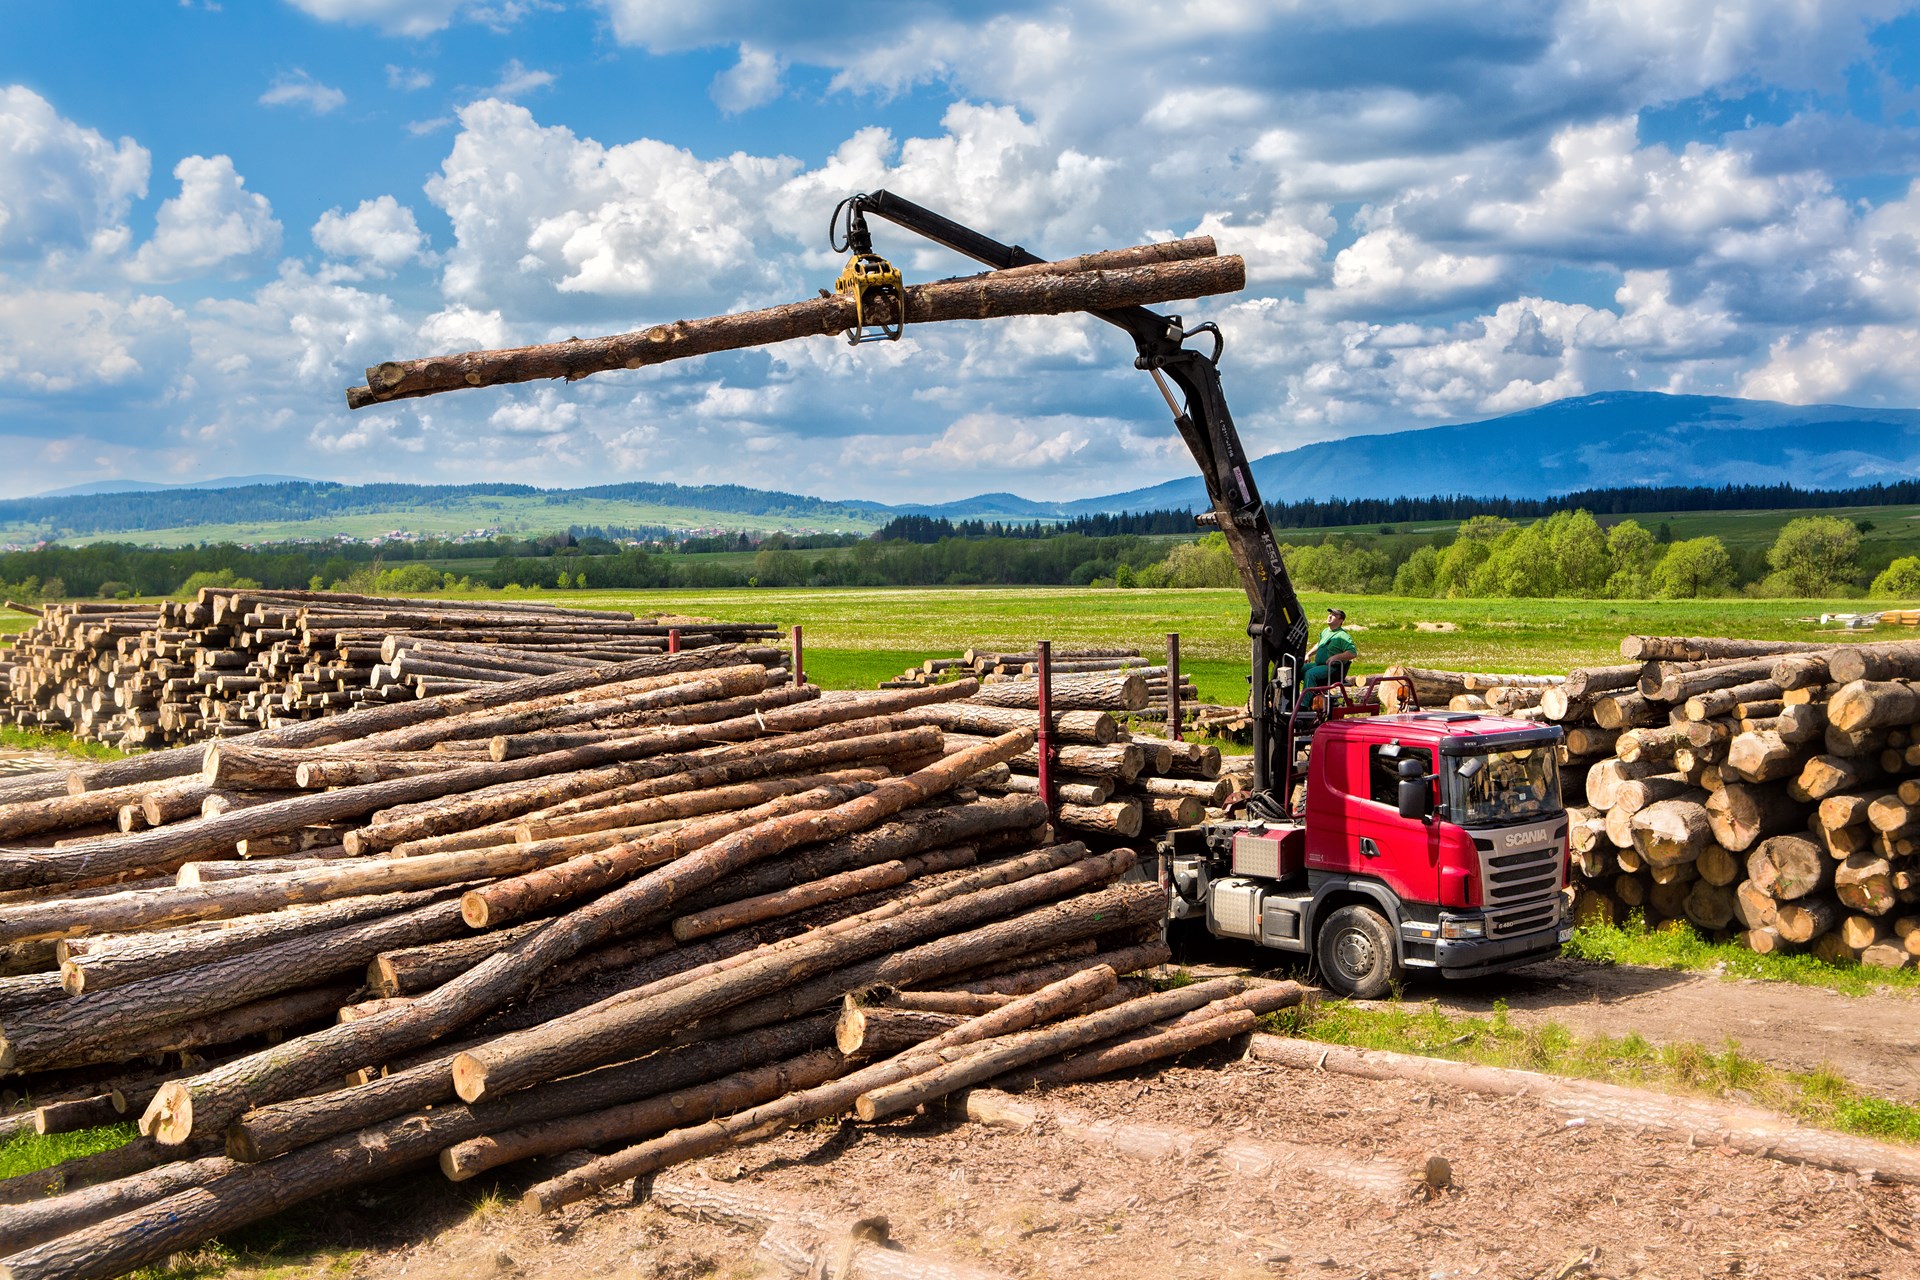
[1311,741,1438,905]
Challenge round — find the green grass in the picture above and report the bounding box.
[0,1122,137,1183]
[1267,997,1920,1144]
[1569,915,1920,996]
[512,585,1896,674]
[0,725,126,761]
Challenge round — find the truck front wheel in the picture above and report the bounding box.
[1316,905,1398,999]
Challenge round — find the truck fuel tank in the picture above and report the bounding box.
[1205,876,1308,952]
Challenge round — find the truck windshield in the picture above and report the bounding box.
[1448,747,1560,827]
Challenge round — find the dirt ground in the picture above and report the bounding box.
[299,1048,1919,1280]
[1188,942,1920,1105]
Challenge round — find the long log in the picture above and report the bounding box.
[450,851,1135,1103]
[139,733,1038,1146]
[518,966,1121,1212]
[348,252,1245,408]
[1621,636,1832,661]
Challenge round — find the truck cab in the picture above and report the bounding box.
[1160,710,1570,998]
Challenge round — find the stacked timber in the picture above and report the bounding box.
[892,702,1230,841]
[879,648,1150,689]
[1554,636,1920,969]
[1,590,778,750]
[0,647,1289,1280]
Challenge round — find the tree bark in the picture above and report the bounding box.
[896,704,1117,744]
[0,1155,235,1252]
[518,966,1121,1212]
[451,852,1136,1103]
[347,252,1244,408]
[139,734,1040,1146]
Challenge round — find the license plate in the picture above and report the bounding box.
[1557,925,1573,943]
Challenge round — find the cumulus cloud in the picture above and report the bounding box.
[259,69,347,114]
[129,155,282,282]
[0,289,188,398]
[0,86,149,265]
[711,45,784,114]
[312,196,428,274]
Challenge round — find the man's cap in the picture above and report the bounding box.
[1327,607,1346,620]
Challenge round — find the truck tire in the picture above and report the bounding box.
[1316,904,1397,999]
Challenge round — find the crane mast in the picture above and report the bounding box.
[837,192,1310,809]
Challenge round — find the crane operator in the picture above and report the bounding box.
[1302,607,1356,697]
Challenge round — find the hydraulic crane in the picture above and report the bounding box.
[833,192,1570,996]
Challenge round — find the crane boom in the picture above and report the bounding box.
[840,191,1310,807]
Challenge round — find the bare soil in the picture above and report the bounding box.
[1188,941,1920,1104]
[256,1045,1919,1280]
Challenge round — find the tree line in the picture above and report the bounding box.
[4,509,1918,604]
[1113,514,1917,599]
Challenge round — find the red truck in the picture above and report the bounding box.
[1161,705,1571,997]
[830,192,1569,997]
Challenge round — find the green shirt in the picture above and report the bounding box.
[1310,625,1355,665]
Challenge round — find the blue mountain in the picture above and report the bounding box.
[1050,392,1920,513]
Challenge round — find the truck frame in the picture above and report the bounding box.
[835,191,1571,996]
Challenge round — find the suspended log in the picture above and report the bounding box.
[348,249,1246,407]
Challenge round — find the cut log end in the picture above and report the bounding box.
[452,1051,489,1103]
[142,1082,194,1145]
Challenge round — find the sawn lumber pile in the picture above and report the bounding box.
[1,590,776,750]
[0,648,1282,1280]
[1419,637,1920,968]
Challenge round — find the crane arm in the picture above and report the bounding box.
[842,191,1310,801]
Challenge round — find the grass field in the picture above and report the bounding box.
[6,588,1894,703]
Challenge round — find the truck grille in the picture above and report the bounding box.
[1473,827,1564,939]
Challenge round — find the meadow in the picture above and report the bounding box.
[5,585,1889,707]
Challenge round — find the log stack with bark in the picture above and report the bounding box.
[1,589,778,750]
[0,646,1305,1280]
[1549,636,1920,969]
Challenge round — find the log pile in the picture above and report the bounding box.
[1,590,778,750]
[0,648,1302,1280]
[890,702,1231,841]
[1541,637,1920,968]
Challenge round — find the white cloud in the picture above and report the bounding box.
[285,0,469,36]
[387,64,434,91]
[130,155,282,282]
[1324,228,1510,312]
[0,86,149,265]
[259,70,347,114]
[489,58,554,100]
[711,46,784,114]
[312,195,427,274]
[425,99,797,317]
[0,289,187,395]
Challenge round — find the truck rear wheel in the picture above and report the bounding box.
[1316,904,1398,999]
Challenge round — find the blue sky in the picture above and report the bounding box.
[3,1,1919,502]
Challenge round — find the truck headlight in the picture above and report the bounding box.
[1439,915,1484,940]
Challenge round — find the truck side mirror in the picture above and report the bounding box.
[1397,776,1432,821]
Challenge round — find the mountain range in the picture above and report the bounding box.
[9,392,1920,542]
